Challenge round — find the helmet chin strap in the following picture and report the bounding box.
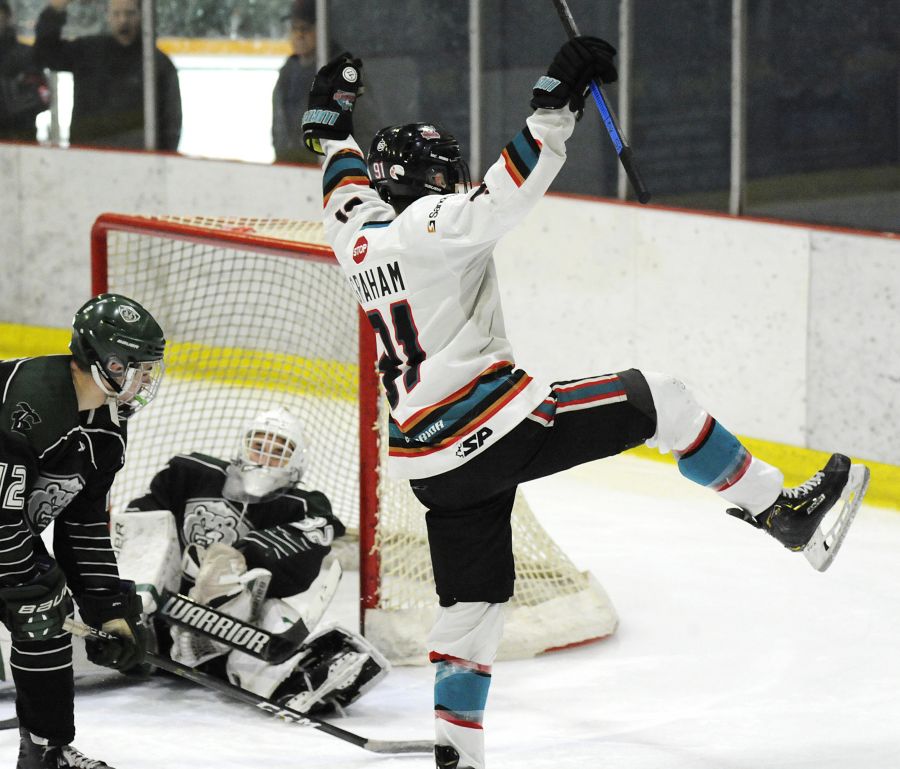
[89,364,123,426]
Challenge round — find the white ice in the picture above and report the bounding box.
[1,453,898,768]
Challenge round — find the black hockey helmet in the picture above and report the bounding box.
[367,123,470,209]
[70,293,166,410]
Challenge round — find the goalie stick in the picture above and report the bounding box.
[62,619,433,755]
[549,0,651,204]
[158,589,306,664]
[155,559,342,664]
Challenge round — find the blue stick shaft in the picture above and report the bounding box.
[550,0,651,203]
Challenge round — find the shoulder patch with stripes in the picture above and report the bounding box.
[323,149,371,205]
[501,126,542,187]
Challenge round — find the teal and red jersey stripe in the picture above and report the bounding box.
[674,414,752,491]
[323,149,370,205]
[430,652,492,730]
[388,364,532,458]
[501,125,542,187]
[529,374,627,426]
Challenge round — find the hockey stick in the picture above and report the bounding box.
[549,0,651,203]
[62,619,433,755]
[156,588,308,664]
[155,559,342,664]
[0,716,18,730]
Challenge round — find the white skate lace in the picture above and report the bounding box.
[782,471,824,499]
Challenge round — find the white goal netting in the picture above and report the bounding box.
[95,213,617,665]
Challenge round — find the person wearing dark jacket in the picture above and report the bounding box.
[273,0,381,164]
[34,0,181,151]
[272,0,319,164]
[0,1,49,142]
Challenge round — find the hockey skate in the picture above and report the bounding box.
[727,453,869,572]
[435,745,469,768]
[17,727,115,768]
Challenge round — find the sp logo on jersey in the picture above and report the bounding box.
[456,427,493,458]
[352,236,369,264]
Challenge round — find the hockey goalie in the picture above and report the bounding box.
[118,406,389,715]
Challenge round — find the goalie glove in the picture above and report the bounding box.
[302,51,364,155]
[531,35,618,114]
[76,580,149,672]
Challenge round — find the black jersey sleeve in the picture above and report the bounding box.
[54,407,127,597]
[125,456,184,513]
[0,431,41,587]
[52,465,120,597]
[237,490,346,598]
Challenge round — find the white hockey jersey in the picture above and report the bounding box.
[321,108,576,479]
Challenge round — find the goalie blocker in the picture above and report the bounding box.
[111,509,389,714]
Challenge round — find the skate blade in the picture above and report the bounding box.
[803,464,870,572]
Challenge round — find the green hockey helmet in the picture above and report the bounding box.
[70,293,166,410]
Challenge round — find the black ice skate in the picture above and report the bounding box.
[17,728,115,769]
[435,745,466,768]
[727,453,869,572]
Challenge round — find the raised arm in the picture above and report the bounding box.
[434,36,619,248]
[301,52,396,256]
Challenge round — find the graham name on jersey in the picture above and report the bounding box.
[347,260,406,304]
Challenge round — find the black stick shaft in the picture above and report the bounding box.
[549,0,651,203]
[63,619,433,755]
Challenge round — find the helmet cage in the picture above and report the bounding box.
[90,357,164,412]
[222,407,307,503]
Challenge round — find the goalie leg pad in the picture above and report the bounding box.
[225,597,307,698]
[272,625,390,714]
[171,543,254,668]
[110,509,181,614]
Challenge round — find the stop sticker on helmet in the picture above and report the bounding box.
[352,236,369,264]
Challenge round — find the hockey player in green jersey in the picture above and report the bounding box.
[125,406,389,718]
[0,293,165,769]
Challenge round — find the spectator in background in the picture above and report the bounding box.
[272,0,380,164]
[0,0,50,142]
[34,0,181,151]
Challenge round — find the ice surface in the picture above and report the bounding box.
[2,453,897,768]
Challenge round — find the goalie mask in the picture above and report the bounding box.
[223,407,307,503]
[69,293,166,411]
[367,123,471,209]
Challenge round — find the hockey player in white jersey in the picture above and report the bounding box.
[302,38,870,769]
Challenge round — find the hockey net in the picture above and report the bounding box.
[92,213,617,665]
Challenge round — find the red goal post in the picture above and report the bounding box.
[91,213,618,665]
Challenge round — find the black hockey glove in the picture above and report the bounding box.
[531,36,618,114]
[0,558,73,641]
[77,580,149,672]
[302,52,364,155]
